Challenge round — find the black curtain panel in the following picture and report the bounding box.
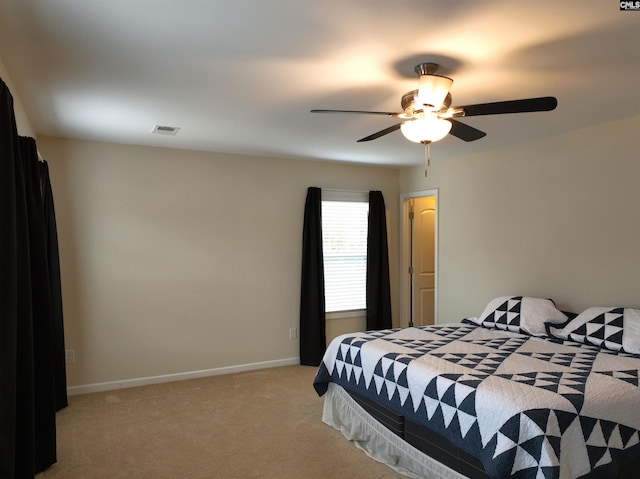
[0,75,26,479]
[0,78,59,478]
[39,161,68,411]
[366,191,392,330]
[19,136,57,474]
[299,187,326,366]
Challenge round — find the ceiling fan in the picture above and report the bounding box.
[311,63,557,173]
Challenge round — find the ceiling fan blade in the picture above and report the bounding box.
[311,109,403,118]
[449,119,486,142]
[459,96,557,117]
[357,123,402,142]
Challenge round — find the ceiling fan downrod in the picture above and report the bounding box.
[415,62,440,76]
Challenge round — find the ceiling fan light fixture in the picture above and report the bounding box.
[400,113,452,144]
[417,74,453,111]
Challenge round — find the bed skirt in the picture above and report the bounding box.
[322,382,469,479]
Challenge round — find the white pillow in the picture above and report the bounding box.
[469,296,568,337]
[549,307,640,354]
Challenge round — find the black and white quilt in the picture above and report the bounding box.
[314,323,640,479]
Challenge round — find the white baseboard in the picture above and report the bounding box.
[67,357,301,396]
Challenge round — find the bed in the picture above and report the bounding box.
[313,297,640,479]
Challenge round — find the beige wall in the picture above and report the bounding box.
[38,137,400,387]
[325,314,366,346]
[39,115,640,389]
[400,115,640,323]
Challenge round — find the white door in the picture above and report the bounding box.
[411,196,436,327]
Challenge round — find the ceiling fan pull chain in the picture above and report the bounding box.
[424,141,431,177]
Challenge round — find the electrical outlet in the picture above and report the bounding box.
[289,327,297,340]
[65,349,75,364]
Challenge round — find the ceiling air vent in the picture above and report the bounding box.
[152,125,180,135]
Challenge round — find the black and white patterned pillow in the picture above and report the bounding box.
[468,296,568,337]
[549,307,640,354]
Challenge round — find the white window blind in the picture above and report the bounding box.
[322,200,369,313]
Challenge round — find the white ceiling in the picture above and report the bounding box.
[0,1,638,167]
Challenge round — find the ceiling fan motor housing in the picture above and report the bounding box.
[402,90,452,115]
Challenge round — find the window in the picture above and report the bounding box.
[321,193,369,313]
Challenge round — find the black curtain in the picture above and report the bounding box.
[1,78,61,478]
[39,161,68,411]
[366,190,392,330]
[299,187,326,366]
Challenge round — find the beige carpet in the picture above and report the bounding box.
[37,365,406,479]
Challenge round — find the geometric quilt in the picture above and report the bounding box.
[314,323,640,479]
